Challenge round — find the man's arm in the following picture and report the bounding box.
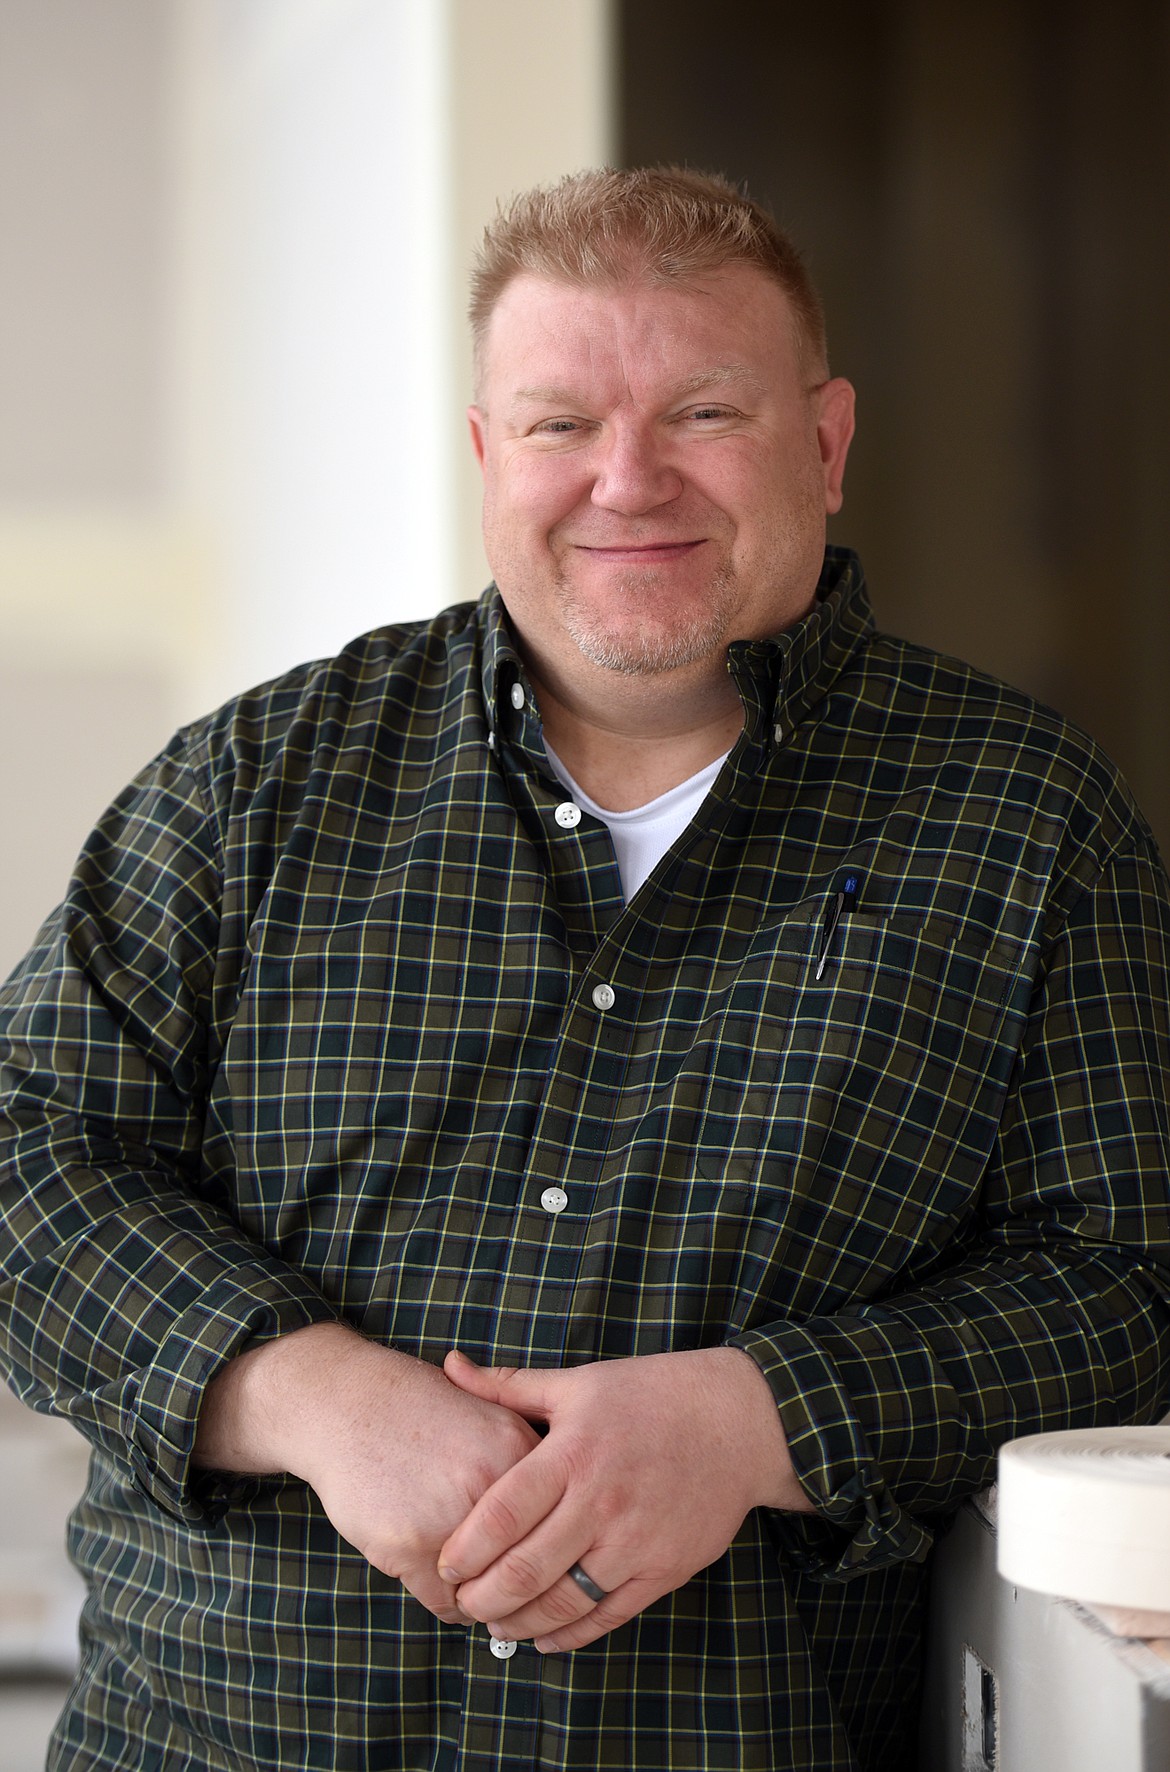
[0,737,344,1524]
[737,840,1170,1567]
[0,735,539,1583]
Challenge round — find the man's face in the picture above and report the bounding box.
[469,266,855,697]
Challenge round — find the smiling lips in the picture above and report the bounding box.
[574,540,706,563]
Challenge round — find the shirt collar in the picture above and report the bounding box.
[477,544,875,754]
[726,545,875,751]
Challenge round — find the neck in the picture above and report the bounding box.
[530,665,744,812]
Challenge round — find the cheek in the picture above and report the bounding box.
[500,458,591,530]
[683,442,774,516]
[729,454,823,540]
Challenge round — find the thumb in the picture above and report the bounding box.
[443,1349,556,1421]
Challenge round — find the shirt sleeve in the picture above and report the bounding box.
[0,735,340,1527]
[729,838,1170,1579]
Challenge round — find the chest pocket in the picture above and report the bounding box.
[690,912,1029,1280]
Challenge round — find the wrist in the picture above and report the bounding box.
[194,1321,364,1476]
[715,1345,816,1514]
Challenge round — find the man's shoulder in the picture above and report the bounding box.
[837,626,1156,860]
[852,626,1115,766]
[179,599,484,778]
[812,553,1125,809]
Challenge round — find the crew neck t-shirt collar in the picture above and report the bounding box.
[543,740,731,901]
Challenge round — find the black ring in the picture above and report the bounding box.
[567,1561,608,1603]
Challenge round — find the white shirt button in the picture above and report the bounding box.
[541,1186,568,1215]
[591,982,616,1012]
[509,682,526,710]
[554,801,582,829]
[489,1635,518,1659]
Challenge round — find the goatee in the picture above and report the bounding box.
[556,565,738,676]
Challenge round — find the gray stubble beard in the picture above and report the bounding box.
[555,562,740,677]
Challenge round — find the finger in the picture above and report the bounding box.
[529,1579,661,1654]
[398,1570,471,1627]
[443,1350,558,1423]
[437,1442,566,1585]
[478,1564,613,1643]
[455,1513,600,1624]
[443,1446,616,1619]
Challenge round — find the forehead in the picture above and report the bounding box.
[478,267,803,403]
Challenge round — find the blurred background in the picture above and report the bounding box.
[0,0,1167,1760]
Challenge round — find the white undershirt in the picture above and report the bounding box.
[544,742,731,900]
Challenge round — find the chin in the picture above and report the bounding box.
[569,617,730,677]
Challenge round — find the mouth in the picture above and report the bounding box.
[573,540,706,564]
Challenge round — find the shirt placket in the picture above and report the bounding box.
[456,970,639,1760]
[487,704,637,1353]
[454,703,641,1731]
[459,1627,542,1769]
[461,646,801,1753]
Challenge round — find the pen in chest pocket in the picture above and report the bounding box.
[815,873,861,979]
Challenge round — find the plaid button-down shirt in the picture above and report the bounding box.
[3,548,1170,1771]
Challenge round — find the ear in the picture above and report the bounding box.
[814,378,856,516]
[468,406,488,473]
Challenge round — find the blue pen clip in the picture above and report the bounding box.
[815,872,860,979]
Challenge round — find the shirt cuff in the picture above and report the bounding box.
[128,1265,340,1526]
[727,1322,935,1579]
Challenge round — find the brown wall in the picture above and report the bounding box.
[620,0,1170,852]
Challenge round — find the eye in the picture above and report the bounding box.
[672,402,747,429]
[532,417,584,436]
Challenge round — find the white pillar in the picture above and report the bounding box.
[176,0,456,707]
[177,0,614,711]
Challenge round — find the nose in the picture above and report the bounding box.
[591,422,683,514]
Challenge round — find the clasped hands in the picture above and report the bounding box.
[390,1345,806,1653]
[196,1324,809,1654]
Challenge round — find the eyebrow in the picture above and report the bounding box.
[510,365,767,407]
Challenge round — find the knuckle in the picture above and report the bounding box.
[552,1438,598,1495]
[567,1599,633,1646]
[454,1584,491,1623]
[541,1582,585,1625]
[478,1488,525,1542]
[498,1545,546,1595]
[363,1535,411,1582]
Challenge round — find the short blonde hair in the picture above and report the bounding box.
[469,165,828,387]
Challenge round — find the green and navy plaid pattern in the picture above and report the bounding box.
[2,548,1169,1771]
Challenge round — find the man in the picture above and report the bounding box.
[1,166,1168,1772]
